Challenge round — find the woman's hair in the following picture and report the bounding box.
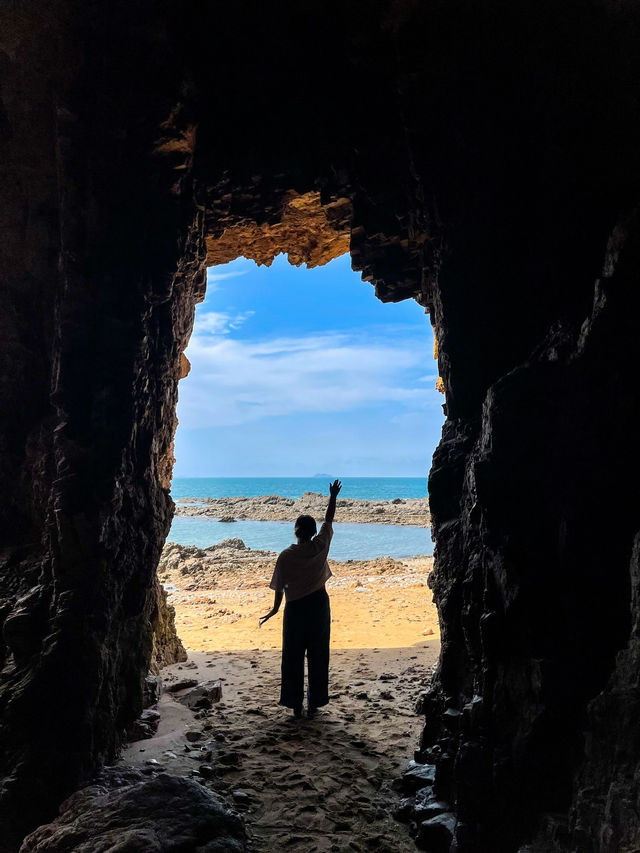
[294,514,317,541]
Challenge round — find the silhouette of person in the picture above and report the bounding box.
[259,479,342,717]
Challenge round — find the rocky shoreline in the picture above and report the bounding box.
[174,492,431,527]
[157,539,436,652]
[158,538,433,593]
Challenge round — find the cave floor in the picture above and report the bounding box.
[121,644,438,852]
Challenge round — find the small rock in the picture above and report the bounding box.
[125,709,161,742]
[178,680,223,710]
[218,516,236,523]
[143,675,162,707]
[379,690,394,701]
[401,761,436,793]
[185,730,204,742]
[392,797,415,823]
[232,791,251,806]
[165,678,199,693]
[417,812,456,852]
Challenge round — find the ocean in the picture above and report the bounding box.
[168,477,432,559]
[169,516,433,559]
[171,477,428,502]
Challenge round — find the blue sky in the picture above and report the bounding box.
[174,253,445,476]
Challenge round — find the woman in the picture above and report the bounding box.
[259,479,342,717]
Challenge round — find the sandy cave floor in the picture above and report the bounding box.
[122,556,440,852]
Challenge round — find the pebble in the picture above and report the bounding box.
[232,790,251,804]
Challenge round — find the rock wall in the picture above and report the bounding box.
[423,210,640,851]
[150,578,187,674]
[0,3,205,847]
[1,0,640,850]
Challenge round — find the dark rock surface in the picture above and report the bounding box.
[19,767,246,852]
[125,709,161,743]
[150,578,188,673]
[176,680,223,711]
[1,1,640,850]
[422,210,640,851]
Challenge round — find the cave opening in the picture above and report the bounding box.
[162,248,444,647]
[3,2,640,852]
[138,248,446,851]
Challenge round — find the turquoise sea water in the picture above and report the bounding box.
[168,516,433,559]
[171,477,427,502]
[168,477,431,559]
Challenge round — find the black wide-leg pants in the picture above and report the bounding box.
[279,587,331,710]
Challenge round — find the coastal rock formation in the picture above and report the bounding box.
[205,191,351,268]
[1,1,640,850]
[159,539,276,589]
[176,493,431,527]
[150,577,188,673]
[19,767,246,852]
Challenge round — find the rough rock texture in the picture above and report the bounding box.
[176,492,431,526]
[0,3,205,847]
[19,767,246,852]
[206,191,351,268]
[421,207,640,852]
[150,577,187,674]
[1,1,640,850]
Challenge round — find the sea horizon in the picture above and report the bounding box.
[171,476,428,502]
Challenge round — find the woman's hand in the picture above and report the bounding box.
[260,589,283,627]
[329,479,342,498]
[259,610,275,627]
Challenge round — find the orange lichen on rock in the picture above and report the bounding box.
[206,191,351,268]
[432,331,445,393]
[179,352,191,379]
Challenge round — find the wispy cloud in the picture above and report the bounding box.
[177,327,437,428]
[194,310,255,336]
[205,268,250,291]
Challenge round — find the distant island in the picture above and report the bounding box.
[313,473,335,478]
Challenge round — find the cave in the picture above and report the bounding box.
[2,1,640,851]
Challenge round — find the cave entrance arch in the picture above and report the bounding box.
[2,2,640,851]
[164,236,442,653]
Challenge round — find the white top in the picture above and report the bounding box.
[269,522,333,602]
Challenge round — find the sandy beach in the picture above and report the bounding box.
[158,540,438,651]
[119,541,441,852]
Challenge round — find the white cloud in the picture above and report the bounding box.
[205,268,250,291]
[177,327,433,428]
[193,310,255,336]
